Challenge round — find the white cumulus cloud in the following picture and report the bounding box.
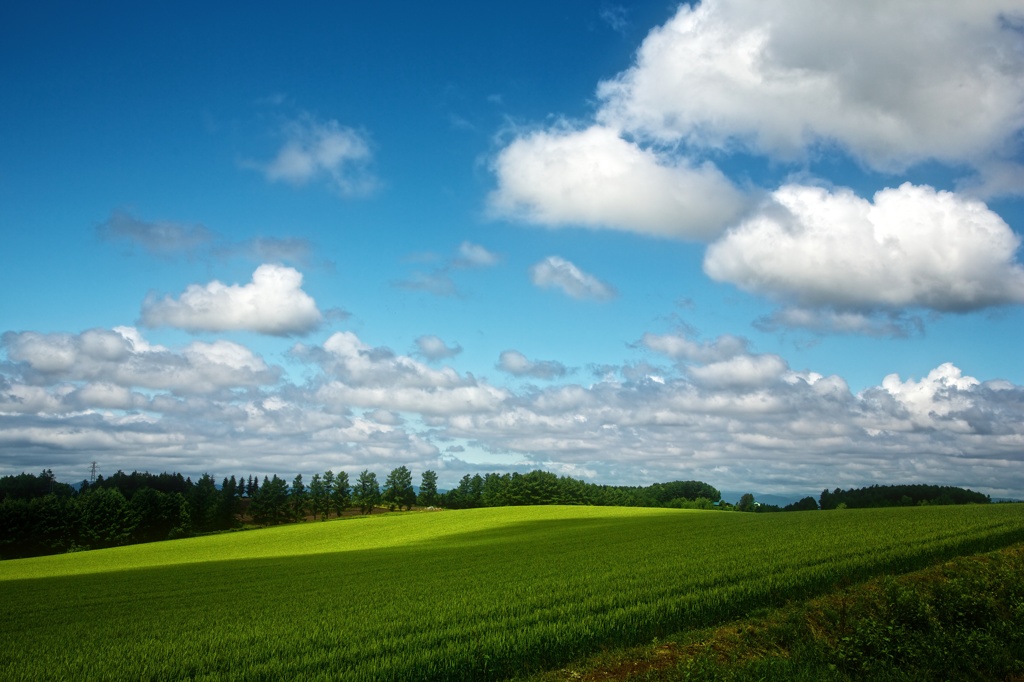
[1,328,280,400]
[704,183,1024,312]
[880,363,982,431]
[489,125,747,239]
[596,0,1024,172]
[530,256,616,301]
[489,0,1024,250]
[296,331,508,416]
[141,264,323,335]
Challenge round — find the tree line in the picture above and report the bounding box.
[0,466,425,559]
[0,467,991,560]
[741,484,992,514]
[817,484,990,510]
[436,471,722,509]
[0,467,722,559]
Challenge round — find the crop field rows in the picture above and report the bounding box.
[2,504,1023,681]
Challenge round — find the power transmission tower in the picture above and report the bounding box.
[89,461,98,485]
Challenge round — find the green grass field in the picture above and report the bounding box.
[2,504,1023,681]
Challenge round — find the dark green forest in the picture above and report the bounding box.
[0,467,990,560]
[818,484,990,509]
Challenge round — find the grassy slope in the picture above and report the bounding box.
[2,504,1023,681]
[529,542,1024,681]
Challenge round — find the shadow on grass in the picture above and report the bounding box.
[4,508,1024,681]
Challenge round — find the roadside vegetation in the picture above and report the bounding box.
[1,503,1021,680]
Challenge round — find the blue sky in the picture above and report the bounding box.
[2,0,1023,500]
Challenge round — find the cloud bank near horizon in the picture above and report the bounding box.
[2,324,1021,498]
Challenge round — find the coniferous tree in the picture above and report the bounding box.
[216,476,240,529]
[131,488,169,543]
[131,488,193,542]
[248,477,268,524]
[418,470,439,507]
[383,466,415,511]
[188,474,219,532]
[290,474,308,521]
[324,470,336,519]
[0,469,74,502]
[250,475,290,525]
[331,471,351,516]
[353,470,380,514]
[783,496,819,512]
[480,473,509,507]
[309,473,328,521]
